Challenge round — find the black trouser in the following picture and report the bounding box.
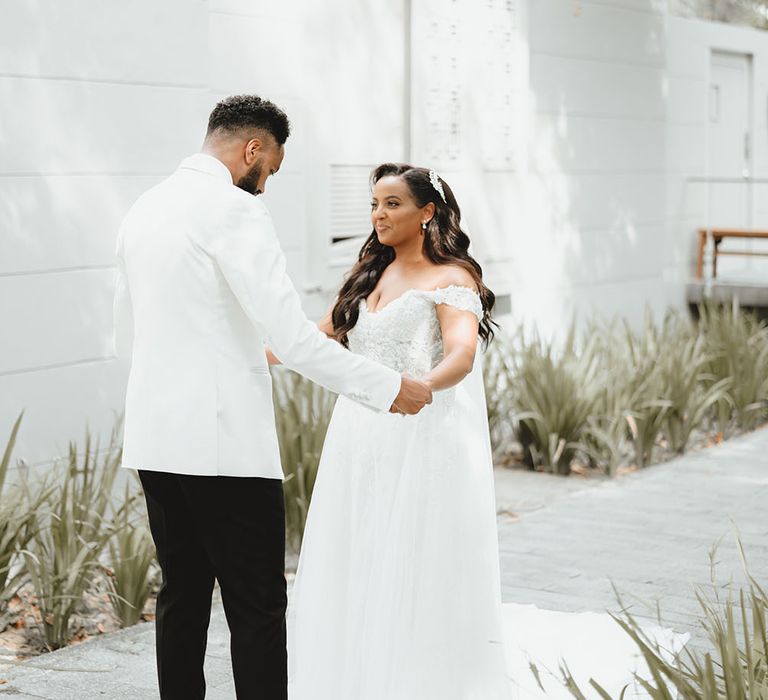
[139,470,287,700]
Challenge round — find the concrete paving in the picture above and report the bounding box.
[496,426,768,653]
[1,426,766,698]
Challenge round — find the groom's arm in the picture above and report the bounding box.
[265,305,334,364]
[315,306,335,338]
[211,197,402,413]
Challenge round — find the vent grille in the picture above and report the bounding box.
[329,164,374,267]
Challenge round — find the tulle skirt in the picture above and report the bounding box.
[289,368,509,699]
[288,368,690,699]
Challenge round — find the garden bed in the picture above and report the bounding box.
[2,303,766,662]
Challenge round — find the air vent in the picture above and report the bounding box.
[329,164,375,267]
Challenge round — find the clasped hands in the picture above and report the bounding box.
[389,375,433,415]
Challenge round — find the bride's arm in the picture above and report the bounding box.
[266,306,336,365]
[422,304,479,392]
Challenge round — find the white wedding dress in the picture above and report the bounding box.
[288,286,689,699]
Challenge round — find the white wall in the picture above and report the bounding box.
[666,15,768,285]
[518,0,673,337]
[408,0,526,310]
[515,1,768,337]
[0,0,412,465]
[4,0,768,467]
[0,1,210,466]
[208,0,312,295]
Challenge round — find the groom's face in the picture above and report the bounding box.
[237,136,285,196]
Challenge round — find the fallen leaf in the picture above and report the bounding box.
[497,509,520,523]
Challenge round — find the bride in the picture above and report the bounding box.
[287,162,508,699]
[282,163,688,699]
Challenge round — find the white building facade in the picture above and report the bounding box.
[2,0,767,466]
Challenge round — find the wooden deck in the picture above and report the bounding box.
[686,280,768,319]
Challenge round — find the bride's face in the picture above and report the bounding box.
[370,176,431,247]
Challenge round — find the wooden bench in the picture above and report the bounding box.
[695,229,768,279]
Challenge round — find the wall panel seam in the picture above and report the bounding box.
[0,72,206,89]
[531,168,671,175]
[0,265,116,278]
[666,73,708,82]
[0,356,115,378]
[572,219,671,235]
[530,49,664,70]
[565,272,667,290]
[0,172,167,178]
[535,110,665,122]
[210,9,303,23]
[574,0,663,17]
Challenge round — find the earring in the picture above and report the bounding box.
[421,221,428,230]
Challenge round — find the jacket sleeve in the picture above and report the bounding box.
[113,224,134,365]
[211,197,401,413]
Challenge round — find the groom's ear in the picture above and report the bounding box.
[243,137,263,165]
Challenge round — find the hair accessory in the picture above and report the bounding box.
[429,170,447,203]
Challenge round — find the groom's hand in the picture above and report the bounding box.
[390,375,432,415]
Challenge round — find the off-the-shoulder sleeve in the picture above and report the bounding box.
[428,285,483,322]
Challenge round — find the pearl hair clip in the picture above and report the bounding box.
[429,169,447,203]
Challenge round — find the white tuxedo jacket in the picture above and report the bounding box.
[113,153,400,478]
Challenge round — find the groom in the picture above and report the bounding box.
[113,94,432,699]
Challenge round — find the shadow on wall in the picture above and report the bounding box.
[0,1,209,467]
[322,0,680,343]
[508,0,673,340]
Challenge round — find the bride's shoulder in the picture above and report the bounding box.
[431,265,478,294]
[423,266,483,321]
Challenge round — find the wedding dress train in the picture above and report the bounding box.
[288,286,689,699]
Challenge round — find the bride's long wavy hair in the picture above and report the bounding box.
[331,163,498,348]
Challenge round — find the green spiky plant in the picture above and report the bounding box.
[482,333,518,461]
[104,482,157,628]
[698,302,768,435]
[577,382,633,476]
[618,314,675,468]
[1,413,26,603]
[575,319,638,475]
[0,412,48,625]
[272,368,337,553]
[511,326,601,475]
[562,536,767,699]
[491,304,768,475]
[22,427,122,649]
[657,323,731,455]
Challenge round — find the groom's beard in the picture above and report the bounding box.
[236,160,263,196]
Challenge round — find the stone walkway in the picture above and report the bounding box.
[1,426,766,698]
[496,426,768,653]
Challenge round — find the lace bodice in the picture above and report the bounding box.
[347,285,483,378]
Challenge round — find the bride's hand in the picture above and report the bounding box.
[390,375,432,415]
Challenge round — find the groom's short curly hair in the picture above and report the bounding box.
[206,95,291,145]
